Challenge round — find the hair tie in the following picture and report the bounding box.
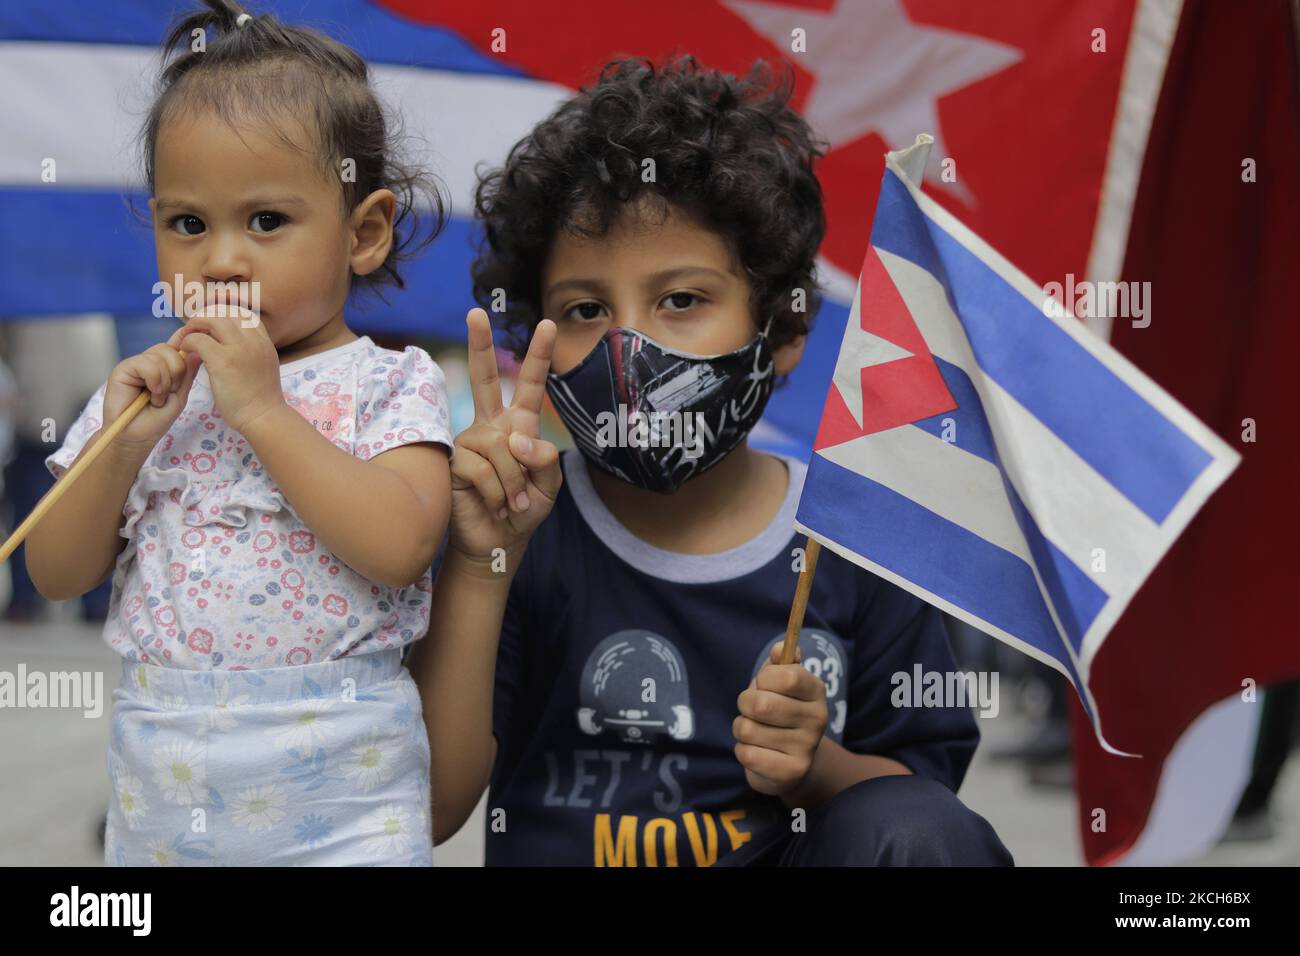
[236,13,252,27]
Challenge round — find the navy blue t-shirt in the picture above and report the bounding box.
[485,450,978,866]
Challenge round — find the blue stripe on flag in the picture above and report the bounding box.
[910,355,997,462]
[798,451,1094,721]
[911,357,1109,652]
[870,169,1213,525]
[1000,469,1109,654]
[0,1,522,76]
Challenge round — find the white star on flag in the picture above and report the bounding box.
[724,0,1022,204]
[833,297,912,428]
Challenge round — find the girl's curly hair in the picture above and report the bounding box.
[472,55,828,358]
[138,0,446,298]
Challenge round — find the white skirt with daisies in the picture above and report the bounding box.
[104,648,433,866]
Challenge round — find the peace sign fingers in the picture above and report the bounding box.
[448,309,567,553]
[510,318,557,416]
[466,307,505,423]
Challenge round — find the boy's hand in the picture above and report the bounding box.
[103,325,203,454]
[733,640,828,796]
[176,305,285,434]
[448,308,562,572]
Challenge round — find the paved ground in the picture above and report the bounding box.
[2,613,1295,867]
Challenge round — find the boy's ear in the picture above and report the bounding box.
[349,188,397,277]
[772,331,806,376]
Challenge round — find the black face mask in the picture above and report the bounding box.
[545,321,775,494]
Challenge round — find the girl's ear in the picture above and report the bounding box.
[349,189,397,277]
[772,331,806,375]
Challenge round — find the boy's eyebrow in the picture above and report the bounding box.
[545,277,611,298]
[546,266,733,298]
[642,266,734,287]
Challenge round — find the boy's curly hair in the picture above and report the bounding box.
[139,0,446,299]
[472,55,828,358]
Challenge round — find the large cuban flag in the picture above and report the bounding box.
[0,0,1152,460]
[794,134,1242,753]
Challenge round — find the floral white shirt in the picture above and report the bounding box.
[46,335,453,670]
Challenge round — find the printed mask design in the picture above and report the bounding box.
[546,322,775,494]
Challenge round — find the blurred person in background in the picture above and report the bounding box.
[947,615,1072,788]
[0,353,16,560]
[0,313,119,622]
[1223,679,1300,843]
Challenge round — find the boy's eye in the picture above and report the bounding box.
[249,212,285,233]
[661,291,700,312]
[169,215,205,236]
[564,302,606,322]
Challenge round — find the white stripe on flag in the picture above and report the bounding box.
[792,511,1129,750]
[1083,0,1185,340]
[0,41,569,212]
[816,427,1030,565]
[875,245,1167,629]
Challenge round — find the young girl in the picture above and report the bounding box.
[25,0,453,865]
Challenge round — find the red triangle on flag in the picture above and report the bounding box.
[814,245,959,451]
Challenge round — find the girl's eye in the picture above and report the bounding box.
[662,291,700,312]
[564,302,606,322]
[170,215,205,236]
[249,212,284,233]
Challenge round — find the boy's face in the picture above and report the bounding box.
[542,201,803,375]
[149,110,356,347]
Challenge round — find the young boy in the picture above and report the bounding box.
[409,56,1012,866]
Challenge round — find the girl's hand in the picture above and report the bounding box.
[103,325,203,454]
[176,305,285,434]
[448,308,562,571]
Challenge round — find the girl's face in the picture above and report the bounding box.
[150,109,383,351]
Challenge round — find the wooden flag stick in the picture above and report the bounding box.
[0,354,186,565]
[780,535,822,665]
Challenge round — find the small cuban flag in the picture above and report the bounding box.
[794,135,1242,755]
